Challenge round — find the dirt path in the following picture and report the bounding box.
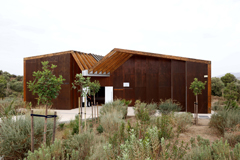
[178,119,220,143]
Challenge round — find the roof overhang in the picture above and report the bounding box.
[82,70,110,77]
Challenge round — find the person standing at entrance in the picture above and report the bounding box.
[87,94,91,107]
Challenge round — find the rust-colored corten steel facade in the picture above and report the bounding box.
[24,48,211,113]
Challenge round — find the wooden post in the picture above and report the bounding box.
[97,102,99,124]
[85,97,87,132]
[43,105,48,144]
[52,111,57,144]
[31,110,34,152]
[91,102,93,121]
[79,97,81,134]
[94,102,96,123]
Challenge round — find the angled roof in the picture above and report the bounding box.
[88,48,211,74]
[24,48,210,75]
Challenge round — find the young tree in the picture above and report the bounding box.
[190,78,206,125]
[221,73,237,86]
[89,80,101,105]
[72,73,91,133]
[211,77,224,96]
[223,82,239,110]
[27,61,65,144]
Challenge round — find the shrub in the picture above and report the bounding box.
[174,112,193,132]
[10,81,23,92]
[209,109,240,135]
[100,110,125,135]
[97,124,104,133]
[100,100,128,119]
[158,99,181,114]
[70,115,84,135]
[211,77,225,96]
[223,82,239,109]
[134,102,150,125]
[212,101,224,111]
[0,113,54,159]
[64,130,105,160]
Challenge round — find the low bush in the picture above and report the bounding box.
[212,101,224,111]
[10,81,23,92]
[100,100,128,119]
[64,130,105,160]
[100,110,125,135]
[97,124,104,133]
[209,109,240,135]
[0,113,54,159]
[185,138,240,159]
[174,112,193,133]
[158,99,181,114]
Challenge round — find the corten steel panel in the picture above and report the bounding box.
[25,53,71,109]
[124,74,135,88]
[135,87,146,102]
[113,89,124,100]
[158,87,171,100]
[172,60,186,111]
[158,59,171,87]
[135,56,146,88]
[124,88,135,105]
[122,56,135,75]
[146,57,159,103]
[113,65,123,88]
[25,59,38,106]
[187,61,208,113]
[90,77,112,86]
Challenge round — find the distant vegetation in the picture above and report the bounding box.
[0,70,23,100]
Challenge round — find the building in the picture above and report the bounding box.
[24,48,211,113]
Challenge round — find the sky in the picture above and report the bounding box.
[0,0,240,77]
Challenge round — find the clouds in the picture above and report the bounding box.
[0,0,240,76]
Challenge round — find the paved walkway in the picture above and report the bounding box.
[51,106,214,123]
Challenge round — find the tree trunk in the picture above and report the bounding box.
[84,96,87,132]
[79,97,81,134]
[196,95,198,125]
[94,94,95,105]
[43,105,48,144]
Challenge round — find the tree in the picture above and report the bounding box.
[72,73,91,133]
[221,73,237,86]
[10,81,23,92]
[223,82,239,110]
[190,78,206,125]
[211,77,224,96]
[89,80,101,105]
[27,61,65,144]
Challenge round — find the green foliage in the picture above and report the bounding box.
[189,78,207,96]
[10,81,23,92]
[212,101,224,111]
[25,140,65,160]
[59,123,65,130]
[97,124,104,133]
[221,73,237,86]
[27,61,65,105]
[186,138,240,160]
[211,77,225,96]
[157,115,174,139]
[120,99,132,106]
[174,112,193,133]
[0,113,54,159]
[209,109,240,135]
[0,99,15,118]
[16,75,23,81]
[72,73,91,97]
[100,110,125,135]
[89,80,101,96]
[158,99,181,114]
[70,115,84,135]
[100,99,128,119]
[64,130,105,159]
[0,82,6,99]
[223,82,239,109]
